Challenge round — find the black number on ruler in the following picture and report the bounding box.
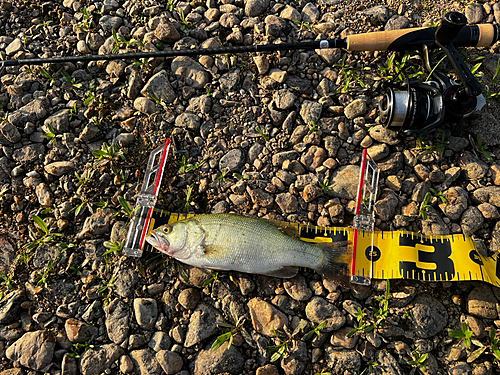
[398,234,455,281]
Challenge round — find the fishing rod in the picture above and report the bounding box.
[1,12,498,135]
[1,22,498,68]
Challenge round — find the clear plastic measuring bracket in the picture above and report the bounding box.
[350,148,380,286]
[123,139,171,257]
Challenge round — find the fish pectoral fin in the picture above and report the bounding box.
[260,266,299,279]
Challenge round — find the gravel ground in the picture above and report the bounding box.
[1,0,500,374]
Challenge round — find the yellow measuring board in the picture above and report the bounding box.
[143,210,500,287]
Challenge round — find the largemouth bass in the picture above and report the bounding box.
[145,214,350,279]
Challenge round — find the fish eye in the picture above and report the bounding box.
[162,225,172,234]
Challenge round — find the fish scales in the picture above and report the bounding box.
[145,213,348,278]
[194,214,322,273]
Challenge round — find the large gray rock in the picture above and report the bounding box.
[327,165,359,200]
[171,57,210,89]
[0,290,25,325]
[193,342,244,375]
[245,0,270,17]
[133,298,158,330]
[6,331,55,371]
[141,70,176,104]
[219,148,245,173]
[184,304,225,347]
[80,344,123,375]
[8,99,47,127]
[12,144,45,164]
[410,294,448,338]
[130,349,162,375]
[105,298,129,344]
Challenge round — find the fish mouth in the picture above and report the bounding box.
[145,232,170,253]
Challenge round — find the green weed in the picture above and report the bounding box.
[267,322,307,362]
[407,349,428,372]
[175,155,206,174]
[26,215,63,250]
[211,304,252,350]
[419,192,432,220]
[449,320,473,349]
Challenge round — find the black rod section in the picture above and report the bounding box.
[1,39,347,67]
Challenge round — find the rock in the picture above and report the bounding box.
[12,143,45,164]
[302,3,320,23]
[256,364,279,375]
[324,348,361,374]
[478,202,500,219]
[458,151,488,180]
[62,353,78,375]
[362,5,389,25]
[141,70,176,104]
[120,355,134,373]
[447,136,469,152]
[376,350,404,375]
[65,318,98,343]
[421,206,450,236]
[178,288,201,310]
[331,327,359,349]
[245,0,270,17]
[6,330,55,371]
[219,148,245,173]
[184,304,225,347]
[194,342,245,375]
[247,187,274,208]
[301,145,327,172]
[99,15,122,31]
[300,100,322,125]
[367,143,389,161]
[254,56,270,75]
[369,125,399,145]
[344,99,367,119]
[220,70,240,92]
[301,183,323,203]
[156,350,183,374]
[133,298,158,330]
[272,151,299,166]
[269,69,287,84]
[77,209,114,239]
[175,113,201,130]
[154,22,180,42]
[44,161,75,176]
[276,193,298,214]
[327,165,359,200]
[114,268,138,299]
[133,97,157,114]
[6,38,22,56]
[36,183,53,206]
[440,187,468,220]
[374,189,399,221]
[283,275,312,301]
[148,331,171,352]
[410,294,448,338]
[80,344,123,375]
[248,297,288,337]
[385,15,409,30]
[79,123,100,142]
[0,290,24,324]
[130,349,162,375]
[468,285,498,319]
[461,206,484,236]
[0,122,21,143]
[171,57,210,89]
[305,297,345,332]
[473,186,500,207]
[187,95,212,114]
[281,340,307,375]
[465,3,484,24]
[105,298,129,345]
[324,136,341,158]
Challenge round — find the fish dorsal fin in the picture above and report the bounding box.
[260,266,299,278]
[186,219,206,251]
[265,219,301,239]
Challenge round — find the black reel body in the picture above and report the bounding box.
[378,79,481,136]
[377,11,485,136]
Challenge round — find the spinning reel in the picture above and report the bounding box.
[378,12,488,136]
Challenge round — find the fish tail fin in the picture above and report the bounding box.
[315,241,352,279]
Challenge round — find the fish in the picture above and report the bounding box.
[145,213,350,279]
